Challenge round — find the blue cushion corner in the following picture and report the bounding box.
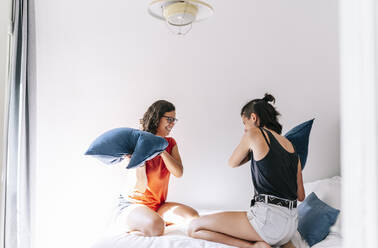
[284,119,314,169]
[127,132,168,169]
[297,192,340,246]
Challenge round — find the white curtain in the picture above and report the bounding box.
[340,0,378,247]
[2,0,35,247]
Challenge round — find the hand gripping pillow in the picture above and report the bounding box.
[85,128,168,169]
[284,119,314,169]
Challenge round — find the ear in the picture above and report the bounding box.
[250,113,257,122]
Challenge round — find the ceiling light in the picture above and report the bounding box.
[148,0,214,35]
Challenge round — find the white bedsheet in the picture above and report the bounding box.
[91,218,342,248]
[290,231,342,248]
[91,222,235,248]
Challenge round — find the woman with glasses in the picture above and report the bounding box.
[116,100,199,236]
[188,94,305,248]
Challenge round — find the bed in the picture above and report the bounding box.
[91,176,342,248]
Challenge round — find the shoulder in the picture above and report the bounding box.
[165,137,177,147]
[244,127,262,140]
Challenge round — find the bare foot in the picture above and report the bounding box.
[281,240,296,248]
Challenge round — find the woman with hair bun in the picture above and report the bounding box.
[188,94,305,248]
[116,100,199,237]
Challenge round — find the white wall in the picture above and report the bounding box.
[0,0,10,247]
[35,0,339,247]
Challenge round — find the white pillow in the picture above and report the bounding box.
[303,176,342,235]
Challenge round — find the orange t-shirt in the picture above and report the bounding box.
[128,137,176,211]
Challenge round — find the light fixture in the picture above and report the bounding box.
[148,0,214,35]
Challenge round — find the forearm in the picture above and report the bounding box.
[239,150,252,165]
[297,160,305,201]
[160,151,183,177]
[135,165,148,192]
[228,134,251,168]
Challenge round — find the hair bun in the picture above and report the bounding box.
[262,93,275,104]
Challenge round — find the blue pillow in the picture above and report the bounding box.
[85,128,168,169]
[297,192,340,246]
[284,119,314,169]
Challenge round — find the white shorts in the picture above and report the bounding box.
[247,202,298,246]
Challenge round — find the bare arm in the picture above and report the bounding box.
[135,165,148,193]
[228,129,257,168]
[296,159,305,201]
[123,155,149,193]
[239,150,252,165]
[160,144,183,177]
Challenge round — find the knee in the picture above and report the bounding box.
[182,207,200,223]
[189,209,200,219]
[183,209,200,225]
[142,218,165,237]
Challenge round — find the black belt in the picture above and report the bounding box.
[251,194,297,210]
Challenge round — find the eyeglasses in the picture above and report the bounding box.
[162,116,178,124]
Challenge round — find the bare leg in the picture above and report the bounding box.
[116,204,165,236]
[190,229,270,248]
[188,211,271,248]
[157,201,199,226]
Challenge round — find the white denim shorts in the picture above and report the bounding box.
[247,202,298,246]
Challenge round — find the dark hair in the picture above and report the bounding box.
[240,93,282,134]
[140,100,175,134]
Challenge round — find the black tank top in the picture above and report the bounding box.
[250,128,298,201]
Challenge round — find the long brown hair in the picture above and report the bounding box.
[140,100,175,134]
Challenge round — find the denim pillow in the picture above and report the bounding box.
[285,119,314,169]
[85,128,168,169]
[297,192,340,246]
